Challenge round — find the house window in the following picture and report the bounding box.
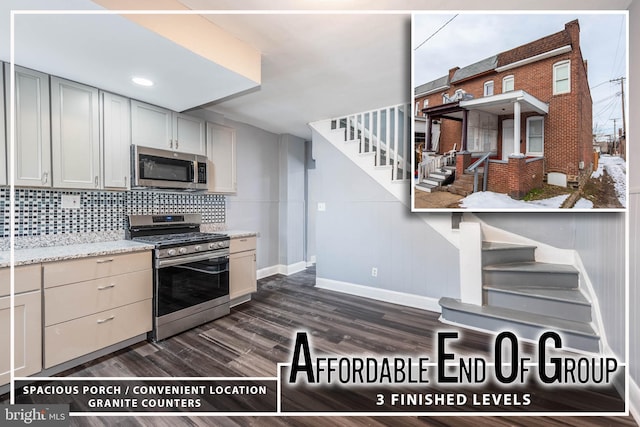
[442,93,450,104]
[484,81,494,96]
[415,102,420,116]
[553,60,570,94]
[502,75,514,93]
[526,116,544,154]
[422,99,429,116]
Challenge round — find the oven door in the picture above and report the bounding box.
[155,252,229,320]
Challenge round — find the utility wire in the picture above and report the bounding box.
[414,14,458,51]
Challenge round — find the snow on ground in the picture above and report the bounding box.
[592,155,626,207]
[573,198,594,209]
[459,192,569,209]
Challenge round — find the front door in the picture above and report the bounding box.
[502,119,514,161]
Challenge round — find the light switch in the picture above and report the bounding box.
[61,194,81,209]
[317,202,326,212]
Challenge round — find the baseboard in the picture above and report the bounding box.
[315,277,441,313]
[630,376,640,421]
[257,261,308,279]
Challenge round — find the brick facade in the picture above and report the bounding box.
[415,20,593,193]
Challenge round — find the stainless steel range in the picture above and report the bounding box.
[127,214,230,341]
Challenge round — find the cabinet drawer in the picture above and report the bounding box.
[44,251,151,288]
[0,264,41,296]
[44,299,152,369]
[230,236,256,254]
[45,269,152,326]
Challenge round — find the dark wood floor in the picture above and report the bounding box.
[5,267,638,426]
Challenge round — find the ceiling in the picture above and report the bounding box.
[0,0,632,140]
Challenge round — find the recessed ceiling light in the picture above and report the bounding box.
[132,76,154,87]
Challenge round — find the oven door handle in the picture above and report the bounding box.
[156,252,228,268]
[173,265,229,275]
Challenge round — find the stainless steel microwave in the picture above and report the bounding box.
[132,145,208,191]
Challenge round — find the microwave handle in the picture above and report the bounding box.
[191,161,197,183]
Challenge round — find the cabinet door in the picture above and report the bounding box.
[174,113,205,155]
[101,92,131,189]
[130,100,173,151]
[51,77,100,189]
[229,250,257,300]
[5,64,51,187]
[206,122,237,193]
[0,291,42,386]
[0,64,5,186]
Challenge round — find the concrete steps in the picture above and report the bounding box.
[449,172,479,196]
[416,165,455,193]
[439,240,600,353]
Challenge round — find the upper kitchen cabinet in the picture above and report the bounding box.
[101,92,131,189]
[4,64,52,187]
[50,77,100,189]
[0,65,5,186]
[131,100,205,155]
[206,122,237,194]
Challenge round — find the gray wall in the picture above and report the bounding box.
[278,134,306,267]
[476,212,625,361]
[223,119,281,270]
[310,128,460,299]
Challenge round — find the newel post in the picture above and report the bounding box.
[459,221,483,306]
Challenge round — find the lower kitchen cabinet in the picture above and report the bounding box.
[0,265,42,387]
[42,251,152,369]
[229,236,257,301]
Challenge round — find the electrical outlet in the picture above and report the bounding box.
[317,202,326,212]
[371,267,378,277]
[61,194,81,209]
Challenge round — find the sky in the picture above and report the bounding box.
[413,12,628,140]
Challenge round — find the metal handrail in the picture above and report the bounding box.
[465,152,491,193]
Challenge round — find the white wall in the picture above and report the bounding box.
[278,134,306,268]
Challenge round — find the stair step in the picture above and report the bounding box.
[415,182,437,193]
[424,176,446,186]
[483,262,579,289]
[482,241,537,265]
[439,297,599,353]
[484,284,592,323]
[430,172,449,180]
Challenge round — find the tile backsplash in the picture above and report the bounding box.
[1,187,225,239]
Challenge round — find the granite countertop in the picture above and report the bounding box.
[0,240,155,268]
[220,230,258,239]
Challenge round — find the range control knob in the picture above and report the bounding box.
[194,245,202,252]
[167,249,177,256]
[209,243,216,249]
[179,247,187,254]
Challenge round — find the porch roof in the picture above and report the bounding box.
[422,90,548,120]
[460,90,549,115]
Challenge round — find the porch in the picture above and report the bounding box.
[418,90,549,198]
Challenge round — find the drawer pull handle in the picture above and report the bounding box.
[239,238,247,242]
[97,316,115,324]
[96,258,114,264]
[97,284,115,290]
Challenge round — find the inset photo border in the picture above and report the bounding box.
[411,11,628,212]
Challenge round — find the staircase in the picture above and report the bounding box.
[415,165,456,193]
[309,104,411,204]
[439,241,600,353]
[449,172,480,196]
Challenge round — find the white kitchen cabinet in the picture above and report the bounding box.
[43,251,152,369]
[229,236,257,301]
[131,100,205,155]
[51,77,100,189]
[101,91,131,189]
[206,122,237,193]
[4,64,51,187]
[0,265,43,387]
[0,64,5,186]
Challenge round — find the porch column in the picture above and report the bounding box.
[426,115,432,151]
[512,100,523,157]
[461,109,469,152]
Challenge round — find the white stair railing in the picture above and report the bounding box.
[331,104,411,182]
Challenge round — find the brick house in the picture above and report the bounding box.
[414,20,593,198]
